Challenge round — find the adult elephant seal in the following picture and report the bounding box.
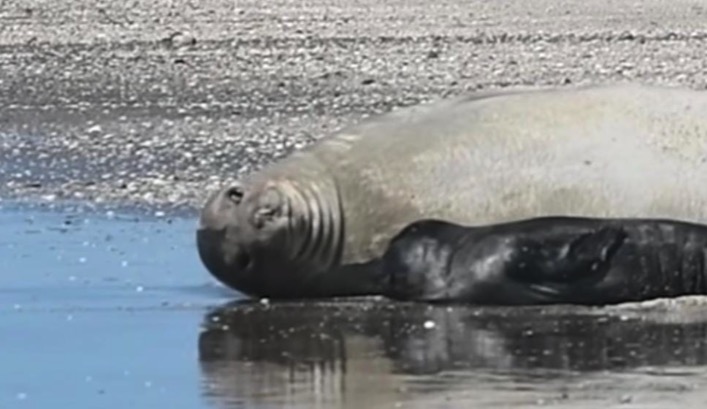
[196,83,707,298]
[378,217,707,306]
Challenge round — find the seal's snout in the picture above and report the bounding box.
[195,179,311,296]
[196,225,254,290]
[196,183,255,289]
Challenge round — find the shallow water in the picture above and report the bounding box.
[0,203,234,409]
[4,204,707,409]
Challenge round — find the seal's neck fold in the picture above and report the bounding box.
[258,158,345,276]
[289,179,343,271]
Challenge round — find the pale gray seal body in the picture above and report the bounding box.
[196,83,707,298]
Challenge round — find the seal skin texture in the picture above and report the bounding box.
[196,83,707,298]
[380,217,707,306]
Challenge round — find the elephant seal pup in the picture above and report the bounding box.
[197,83,707,298]
[380,217,707,306]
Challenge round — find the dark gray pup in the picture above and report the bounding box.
[375,217,707,306]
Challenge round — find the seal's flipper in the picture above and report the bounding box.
[508,226,628,284]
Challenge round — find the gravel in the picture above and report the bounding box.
[1,0,707,215]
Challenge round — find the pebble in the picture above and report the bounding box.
[619,395,633,404]
[86,125,103,135]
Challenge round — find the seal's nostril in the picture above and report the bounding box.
[226,186,244,205]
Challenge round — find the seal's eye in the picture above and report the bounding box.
[226,186,244,205]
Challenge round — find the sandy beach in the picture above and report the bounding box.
[1,0,706,214]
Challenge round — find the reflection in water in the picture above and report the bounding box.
[197,299,707,408]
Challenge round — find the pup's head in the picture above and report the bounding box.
[383,220,464,301]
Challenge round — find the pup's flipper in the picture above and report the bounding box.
[507,226,628,285]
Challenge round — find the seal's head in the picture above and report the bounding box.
[196,176,343,298]
[383,220,466,301]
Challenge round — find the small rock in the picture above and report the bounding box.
[86,125,103,135]
[619,395,633,404]
[162,32,196,48]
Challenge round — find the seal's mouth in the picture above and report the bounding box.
[196,227,231,285]
[233,250,252,272]
[195,224,263,293]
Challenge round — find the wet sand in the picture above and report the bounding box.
[4,0,707,408]
[201,300,707,409]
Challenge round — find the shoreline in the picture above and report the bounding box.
[0,196,199,220]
